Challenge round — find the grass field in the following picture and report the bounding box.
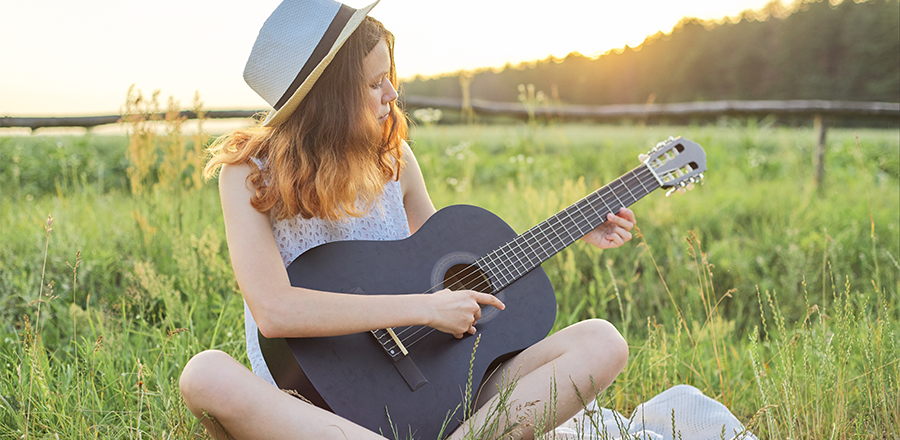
[1,119,898,439]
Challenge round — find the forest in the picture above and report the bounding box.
[403,0,900,105]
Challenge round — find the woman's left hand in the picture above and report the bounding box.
[580,207,636,249]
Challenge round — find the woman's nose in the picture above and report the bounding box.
[383,79,398,104]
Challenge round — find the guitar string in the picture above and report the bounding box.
[376,166,662,355]
[382,167,660,353]
[394,168,660,346]
[384,147,700,353]
[463,167,659,298]
[386,169,665,352]
[387,167,660,351]
[459,167,654,298]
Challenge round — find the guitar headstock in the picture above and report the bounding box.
[644,137,707,196]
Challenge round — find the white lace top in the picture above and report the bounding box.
[244,171,410,386]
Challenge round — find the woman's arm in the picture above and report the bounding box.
[219,162,501,339]
[398,141,436,234]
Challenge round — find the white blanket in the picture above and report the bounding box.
[552,385,757,440]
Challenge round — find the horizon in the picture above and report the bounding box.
[2,0,779,116]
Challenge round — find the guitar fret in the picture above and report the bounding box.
[634,169,652,194]
[513,237,533,278]
[500,250,518,282]
[547,216,566,250]
[612,188,625,210]
[503,242,525,280]
[532,219,555,261]
[584,192,605,224]
[561,209,579,242]
[621,178,638,203]
[485,252,508,288]
[573,204,590,234]
[489,249,507,281]
[535,223,555,260]
[486,254,503,285]
[611,180,628,207]
[622,178,640,205]
[596,188,615,215]
[568,202,585,233]
[518,233,539,271]
[490,249,506,284]
[574,199,593,231]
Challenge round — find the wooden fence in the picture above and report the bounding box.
[403,97,900,121]
[2,99,897,130]
[3,99,897,189]
[0,110,260,131]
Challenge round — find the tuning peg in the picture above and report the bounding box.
[665,188,676,197]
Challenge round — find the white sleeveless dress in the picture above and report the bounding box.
[243,176,410,386]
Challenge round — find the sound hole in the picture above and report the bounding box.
[443,264,493,293]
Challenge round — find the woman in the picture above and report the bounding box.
[179,1,633,438]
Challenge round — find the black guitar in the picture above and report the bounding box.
[259,137,707,439]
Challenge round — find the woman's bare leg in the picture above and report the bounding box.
[179,350,387,440]
[449,319,628,440]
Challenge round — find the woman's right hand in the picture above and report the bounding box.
[424,289,505,339]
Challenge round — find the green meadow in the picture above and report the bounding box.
[1,118,898,438]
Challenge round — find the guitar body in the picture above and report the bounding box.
[259,204,558,439]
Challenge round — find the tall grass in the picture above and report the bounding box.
[0,115,897,438]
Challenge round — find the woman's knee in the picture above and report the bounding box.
[576,319,629,370]
[179,350,238,410]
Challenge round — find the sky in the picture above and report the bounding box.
[0,0,776,116]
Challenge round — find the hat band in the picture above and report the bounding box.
[273,4,355,111]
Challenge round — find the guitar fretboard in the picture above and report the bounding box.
[477,164,660,293]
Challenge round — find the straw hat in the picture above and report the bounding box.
[244,0,380,126]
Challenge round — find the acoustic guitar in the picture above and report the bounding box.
[259,137,707,439]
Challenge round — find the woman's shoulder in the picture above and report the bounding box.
[219,161,251,181]
[218,161,257,196]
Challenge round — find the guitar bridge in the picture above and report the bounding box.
[371,328,427,391]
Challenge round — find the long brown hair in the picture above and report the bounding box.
[204,16,407,221]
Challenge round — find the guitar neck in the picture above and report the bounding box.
[477,163,660,292]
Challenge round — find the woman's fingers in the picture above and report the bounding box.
[607,208,636,229]
[578,207,637,249]
[605,225,632,243]
[606,230,625,246]
[473,291,505,311]
[433,289,504,337]
[603,209,635,245]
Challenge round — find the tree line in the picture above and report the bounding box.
[402,0,900,105]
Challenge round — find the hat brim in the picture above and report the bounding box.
[263,0,379,127]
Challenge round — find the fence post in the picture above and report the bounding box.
[814,113,827,190]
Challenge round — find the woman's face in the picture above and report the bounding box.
[363,39,398,125]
